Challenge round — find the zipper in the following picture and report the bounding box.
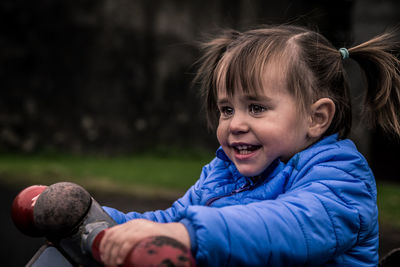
[205,179,259,206]
[204,160,279,206]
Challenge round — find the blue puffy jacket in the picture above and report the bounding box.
[104,134,379,266]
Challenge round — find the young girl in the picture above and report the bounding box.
[99,25,400,266]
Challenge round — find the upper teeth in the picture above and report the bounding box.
[237,145,250,150]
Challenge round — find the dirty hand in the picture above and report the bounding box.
[99,219,190,267]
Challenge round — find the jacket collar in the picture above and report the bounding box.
[215,146,284,180]
[215,133,339,179]
[216,146,230,162]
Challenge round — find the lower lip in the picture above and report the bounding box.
[234,148,260,160]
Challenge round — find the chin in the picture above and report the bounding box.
[236,167,264,178]
[234,159,272,177]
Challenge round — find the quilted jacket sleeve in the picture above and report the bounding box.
[181,151,378,266]
[102,160,214,224]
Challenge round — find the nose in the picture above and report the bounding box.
[229,112,249,134]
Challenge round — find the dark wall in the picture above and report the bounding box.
[0,0,353,154]
[1,0,399,169]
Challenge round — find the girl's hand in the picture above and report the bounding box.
[99,219,190,267]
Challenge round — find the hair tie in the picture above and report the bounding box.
[339,48,349,60]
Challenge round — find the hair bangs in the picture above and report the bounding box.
[214,39,272,98]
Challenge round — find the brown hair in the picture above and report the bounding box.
[194,25,400,139]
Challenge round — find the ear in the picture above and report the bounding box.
[307,98,335,139]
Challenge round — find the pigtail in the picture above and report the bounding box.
[193,30,240,129]
[349,30,400,137]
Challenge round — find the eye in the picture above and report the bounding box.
[219,106,234,117]
[249,104,266,114]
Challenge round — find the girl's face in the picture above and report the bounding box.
[216,73,313,177]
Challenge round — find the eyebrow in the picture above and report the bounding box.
[217,98,230,105]
[244,94,272,102]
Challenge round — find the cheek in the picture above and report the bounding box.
[216,125,223,143]
[216,123,227,145]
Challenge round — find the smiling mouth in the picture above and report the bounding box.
[233,144,262,155]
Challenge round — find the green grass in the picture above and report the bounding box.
[0,153,213,197]
[1,153,399,229]
[377,181,400,229]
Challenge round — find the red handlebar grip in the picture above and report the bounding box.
[123,236,195,267]
[92,233,195,267]
[11,185,47,237]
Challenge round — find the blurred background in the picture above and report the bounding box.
[1,0,400,265]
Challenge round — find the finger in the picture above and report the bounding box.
[100,229,118,265]
[102,241,118,267]
[99,229,111,260]
[116,240,137,265]
[105,231,127,267]
[108,241,121,267]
